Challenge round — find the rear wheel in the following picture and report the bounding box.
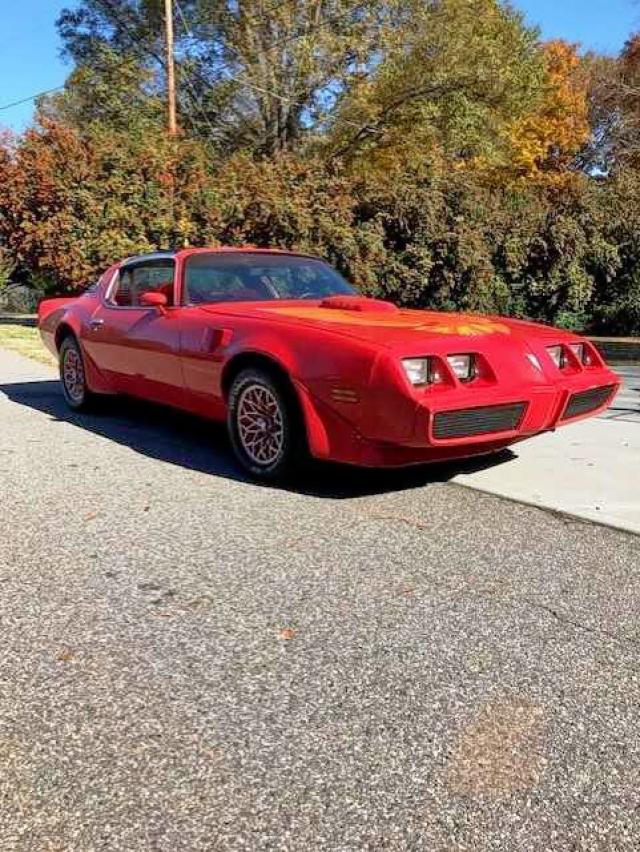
[227,368,306,481]
[59,336,93,411]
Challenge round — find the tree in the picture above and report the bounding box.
[41,47,164,134]
[1,0,639,335]
[57,0,390,154]
[329,0,544,170]
[581,33,640,174]
[507,40,590,182]
[0,114,213,290]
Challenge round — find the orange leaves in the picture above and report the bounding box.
[508,40,590,184]
[0,116,213,291]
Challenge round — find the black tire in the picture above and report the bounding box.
[227,367,307,482]
[59,335,93,411]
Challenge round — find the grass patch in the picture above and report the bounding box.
[0,324,56,365]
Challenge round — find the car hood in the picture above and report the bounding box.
[198,296,574,351]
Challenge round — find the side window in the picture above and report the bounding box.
[108,261,175,307]
[111,268,133,306]
[133,262,175,305]
[185,266,256,304]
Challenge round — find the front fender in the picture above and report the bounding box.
[223,322,418,457]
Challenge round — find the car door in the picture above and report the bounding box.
[83,256,185,405]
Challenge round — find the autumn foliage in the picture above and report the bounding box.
[506,41,590,181]
[0,0,639,334]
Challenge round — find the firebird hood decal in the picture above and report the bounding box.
[261,306,511,336]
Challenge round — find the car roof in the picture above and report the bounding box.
[120,251,176,267]
[120,246,321,266]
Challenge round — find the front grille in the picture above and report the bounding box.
[433,402,527,440]
[562,385,615,420]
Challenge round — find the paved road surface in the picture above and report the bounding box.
[1,347,639,851]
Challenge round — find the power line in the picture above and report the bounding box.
[180,69,224,140]
[174,0,365,132]
[0,86,66,112]
[0,4,369,140]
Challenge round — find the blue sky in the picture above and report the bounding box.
[1,0,639,131]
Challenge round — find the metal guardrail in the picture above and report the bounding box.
[0,314,37,328]
[590,338,640,364]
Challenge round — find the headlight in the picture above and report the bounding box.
[447,354,475,382]
[569,343,584,362]
[402,355,477,386]
[402,358,430,386]
[546,345,567,369]
[570,342,594,365]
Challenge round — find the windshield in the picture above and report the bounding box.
[183,253,355,305]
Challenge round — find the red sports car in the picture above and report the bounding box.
[39,247,620,480]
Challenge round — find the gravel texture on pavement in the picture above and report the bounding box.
[1,347,639,851]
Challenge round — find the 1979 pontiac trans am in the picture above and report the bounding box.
[39,247,620,481]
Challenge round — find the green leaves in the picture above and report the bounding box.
[0,1,639,334]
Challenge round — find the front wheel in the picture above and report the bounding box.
[59,336,93,411]
[227,368,306,482]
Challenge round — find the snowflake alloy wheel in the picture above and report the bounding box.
[236,382,285,466]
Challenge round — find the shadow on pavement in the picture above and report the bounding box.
[0,379,517,498]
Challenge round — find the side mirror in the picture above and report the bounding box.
[140,291,168,312]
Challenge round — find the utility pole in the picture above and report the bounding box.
[164,0,177,136]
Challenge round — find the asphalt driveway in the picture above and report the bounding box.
[1,347,639,851]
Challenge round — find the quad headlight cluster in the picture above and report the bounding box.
[402,354,476,386]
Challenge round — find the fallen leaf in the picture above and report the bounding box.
[279,627,297,641]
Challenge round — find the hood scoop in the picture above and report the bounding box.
[320,295,399,313]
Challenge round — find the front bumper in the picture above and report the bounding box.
[411,372,619,453]
[301,366,621,468]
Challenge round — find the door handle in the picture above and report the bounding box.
[90,319,104,330]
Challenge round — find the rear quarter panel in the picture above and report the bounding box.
[38,297,81,356]
[38,290,119,396]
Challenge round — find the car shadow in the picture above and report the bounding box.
[0,379,518,498]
